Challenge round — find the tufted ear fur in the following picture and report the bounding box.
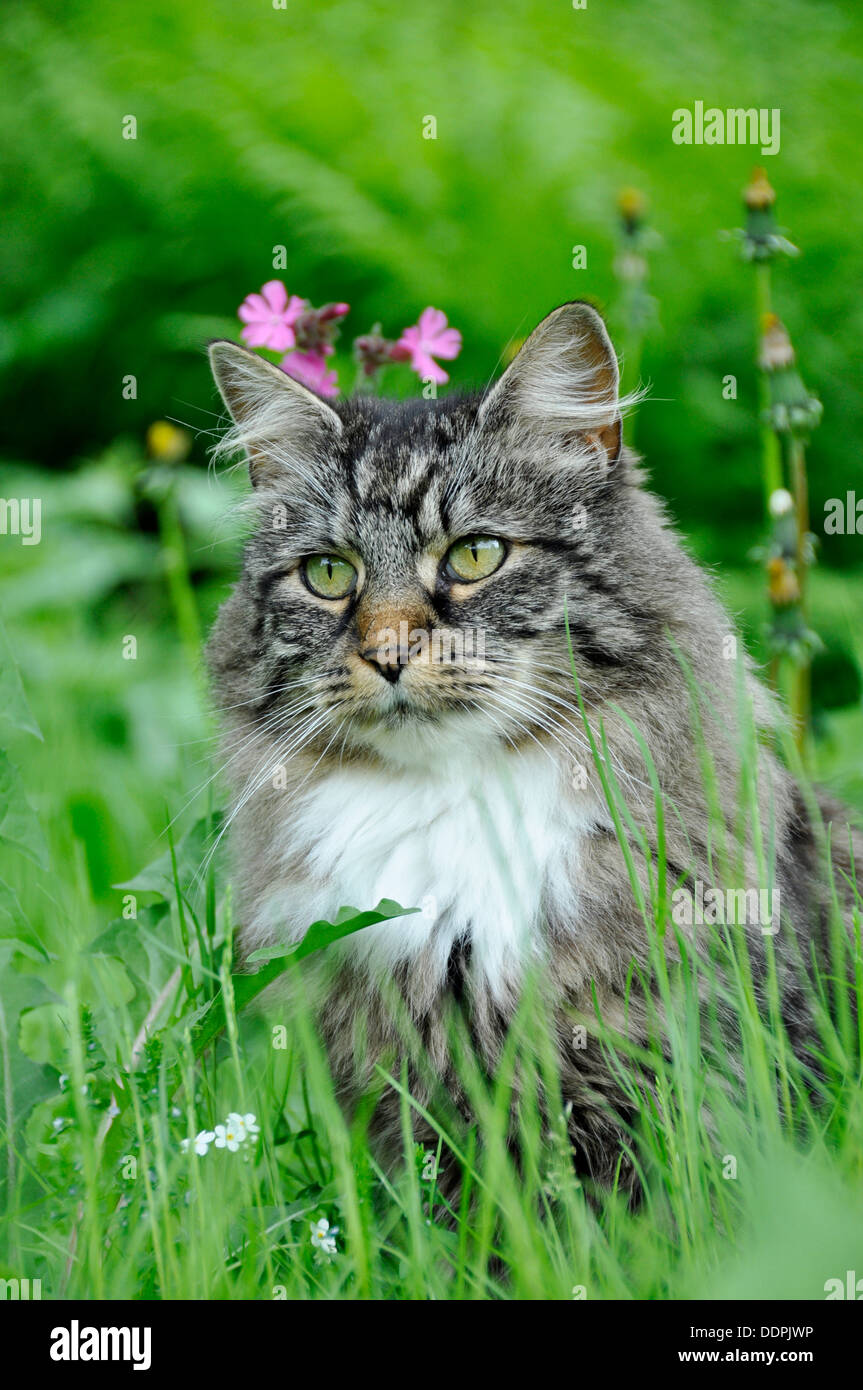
[478,301,627,466]
[208,339,342,487]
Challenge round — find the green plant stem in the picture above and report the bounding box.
[790,435,810,601]
[789,434,812,761]
[157,484,202,680]
[755,262,783,700]
[754,264,783,508]
[621,327,644,448]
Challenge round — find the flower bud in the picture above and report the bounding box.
[743,167,776,211]
[146,421,191,463]
[354,329,395,376]
[294,303,349,353]
[618,187,646,235]
[767,556,800,607]
[768,488,794,518]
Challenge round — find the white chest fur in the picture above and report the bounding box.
[252,740,597,999]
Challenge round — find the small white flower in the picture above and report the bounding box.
[107,1099,121,1118]
[226,1111,260,1144]
[310,1218,339,1256]
[182,1129,215,1156]
[213,1122,240,1152]
[226,1112,246,1142]
[58,1073,68,1091]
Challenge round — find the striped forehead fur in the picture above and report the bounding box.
[208,315,647,556]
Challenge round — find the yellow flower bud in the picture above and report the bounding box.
[146,421,191,463]
[767,556,800,607]
[618,187,646,226]
[744,167,776,210]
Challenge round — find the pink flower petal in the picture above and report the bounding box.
[280,350,339,398]
[417,306,448,339]
[284,294,308,324]
[260,280,288,314]
[414,351,449,385]
[240,322,272,347]
[238,294,270,322]
[268,323,298,352]
[428,327,462,360]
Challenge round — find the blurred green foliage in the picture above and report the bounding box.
[3,0,863,569]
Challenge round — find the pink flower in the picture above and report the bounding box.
[238,281,306,352]
[280,349,339,399]
[392,307,462,385]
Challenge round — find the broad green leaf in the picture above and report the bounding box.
[189,900,418,1059]
[0,749,50,869]
[87,900,172,994]
[0,935,49,966]
[245,898,412,964]
[0,972,58,1138]
[0,875,26,929]
[18,1001,69,1067]
[0,617,42,740]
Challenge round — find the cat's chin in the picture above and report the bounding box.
[341,699,510,769]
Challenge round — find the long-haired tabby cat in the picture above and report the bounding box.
[207,302,860,1193]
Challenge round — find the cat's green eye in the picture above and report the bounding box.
[445,535,506,583]
[302,554,357,600]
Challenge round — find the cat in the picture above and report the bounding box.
[206,301,860,1192]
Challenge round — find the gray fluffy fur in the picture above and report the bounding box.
[206,302,860,1192]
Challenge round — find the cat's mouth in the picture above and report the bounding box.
[346,681,439,727]
[339,675,491,739]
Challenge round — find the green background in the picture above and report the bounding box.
[2,0,862,559]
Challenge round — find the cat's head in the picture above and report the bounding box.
[208,302,653,764]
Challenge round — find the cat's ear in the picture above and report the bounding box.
[208,340,342,487]
[478,302,623,466]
